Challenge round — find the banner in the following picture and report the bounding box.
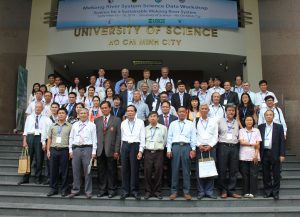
[16,66,28,131]
[57,0,238,29]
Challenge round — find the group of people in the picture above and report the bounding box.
[18,66,286,201]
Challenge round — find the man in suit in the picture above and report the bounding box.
[95,101,121,198]
[220,81,239,106]
[63,92,77,119]
[171,81,191,111]
[145,82,160,111]
[258,109,285,200]
[119,78,135,110]
[137,69,154,93]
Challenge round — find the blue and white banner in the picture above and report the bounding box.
[57,0,238,29]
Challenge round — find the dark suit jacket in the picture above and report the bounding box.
[220,91,239,106]
[119,90,128,110]
[158,114,178,127]
[258,123,285,160]
[145,92,159,111]
[94,115,121,157]
[63,103,76,117]
[171,92,191,111]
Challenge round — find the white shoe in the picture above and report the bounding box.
[248,194,254,198]
[244,194,249,198]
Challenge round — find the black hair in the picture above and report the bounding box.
[57,108,67,114]
[100,101,112,108]
[48,74,55,79]
[259,79,268,86]
[31,83,41,96]
[127,105,137,112]
[68,92,77,97]
[189,96,200,111]
[51,102,59,107]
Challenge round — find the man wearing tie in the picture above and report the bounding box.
[95,68,107,88]
[95,101,121,198]
[171,81,191,111]
[63,92,76,119]
[258,110,285,200]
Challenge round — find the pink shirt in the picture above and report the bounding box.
[239,128,262,161]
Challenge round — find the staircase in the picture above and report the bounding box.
[0,134,300,217]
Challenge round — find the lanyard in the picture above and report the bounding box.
[213,106,220,116]
[200,119,209,131]
[67,104,74,116]
[92,109,98,117]
[88,98,92,107]
[78,123,86,134]
[57,124,64,136]
[246,131,252,143]
[128,121,135,134]
[265,125,272,139]
[236,86,243,93]
[178,121,185,134]
[226,120,235,133]
[224,92,231,99]
[58,94,65,104]
[113,107,119,116]
[200,91,207,102]
[242,107,248,117]
[152,94,157,101]
[150,127,157,141]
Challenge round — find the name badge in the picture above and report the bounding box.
[226,133,233,140]
[202,131,209,140]
[56,137,62,144]
[34,130,40,136]
[264,139,270,148]
[224,100,228,105]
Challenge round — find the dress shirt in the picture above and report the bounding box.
[95,76,107,87]
[121,118,145,152]
[53,93,68,107]
[239,127,262,161]
[69,86,79,95]
[42,102,52,117]
[156,77,175,93]
[231,85,244,94]
[142,123,167,152]
[127,90,134,106]
[258,106,287,135]
[198,90,210,105]
[189,88,201,97]
[76,95,85,103]
[208,104,226,119]
[133,101,149,121]
[255,91,278,108]
[50,86,68,96]
[84,97,94,109]
[156,104,177,117]
[141,92,149,103]
[218,118,239,144]
[115,79,127,94]
[264,122,273,149]
[46,83,55,92]
[48,121,72,148]
[85,85,101,97]
[196,117,218,147]
[208,86,225,99]
[28,94,36,105]
[69,120,97,154]
[97,87,106,102]
[166,119,197,152]
[23,114,51,145]
[238,91,256,105]
[25,101,45,115]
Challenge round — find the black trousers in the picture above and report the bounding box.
[50,147,69,193]
[163,147,172,187]
[144,150,164,195]
[97,150,117,195]
[23,134,43,181]
[217,143,239,195]
[262,149,281,196]
[239,161,259,195]
[121,142,140,195]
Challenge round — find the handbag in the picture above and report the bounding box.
[18,147,31,174]
[198,151,218,178]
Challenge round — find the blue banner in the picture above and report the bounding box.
[57,0,238,29]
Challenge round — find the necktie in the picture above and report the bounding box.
[100,79,103,87]
[164,115,169,128]
[35,115,39,129]
[103,117,108,132]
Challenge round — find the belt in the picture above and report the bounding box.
[145,149,163,153]
[219,142,238,147]
[123,141,139,145]
[27,133,41,136]
[51,147,68,151]
[173,142,189,146]
[72,145,92,150]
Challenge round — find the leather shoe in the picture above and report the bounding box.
[231,193,242,199]
[43,179,50,185]
[144,192,151,200]
[61,192,68,197]
[169,193,177,200]
[97,192,106,197]
[221,192,227,199]
[206,194,217,199]
[86,193,92,199]
[17,180,29,185]
[273,195,279,200]
[132,193,141,200]
[154,193,163,200]
[120,193,129,200]
[34,178,42,185]
[264,193,272,198]
[68,193,79,198]
[197,194,204,200]
[184,194,192,200]
[47,191,58,197]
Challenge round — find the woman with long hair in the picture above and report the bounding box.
[28,83,41,104]
[237,93,257,129]
[105,87,115,107]
[69,77,80,95]
[89,96,102,122]
[187,96,201,126]
[68,102,85,124]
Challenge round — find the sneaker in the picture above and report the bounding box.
[248,194,254,198]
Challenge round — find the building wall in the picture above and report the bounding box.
[259,0,299,154]
[0,0,32,133]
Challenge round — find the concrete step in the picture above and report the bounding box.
[0,202,299,217]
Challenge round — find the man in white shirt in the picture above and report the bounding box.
[258,95,287,138]
[132,91,150,122]
[198,80,210,105]
[189,80,201,97]
[208,77,225,101]
[239,81,256,104]
[137,69,154,92]
[53,83,68,107]
[140,82,150,103]
[26,90,44,115]
[42,91,53,117]
[196,103,218,199]
[51,76,68,96]
[232,75,244,94]
[255,80,278,110]
[95,68,107,88]
[156,66,175,93]
[68,108,97,199]
[166,107,197,201]
[120,105,145,200]
[86,75,101,96]
[155,92,177,117]
[18,102,50,185]
[208,92,226,120]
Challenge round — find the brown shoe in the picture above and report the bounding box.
[221,192,228,199]
[169,193,177,200]
[231,193,242,199]
[184,194,192,200]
